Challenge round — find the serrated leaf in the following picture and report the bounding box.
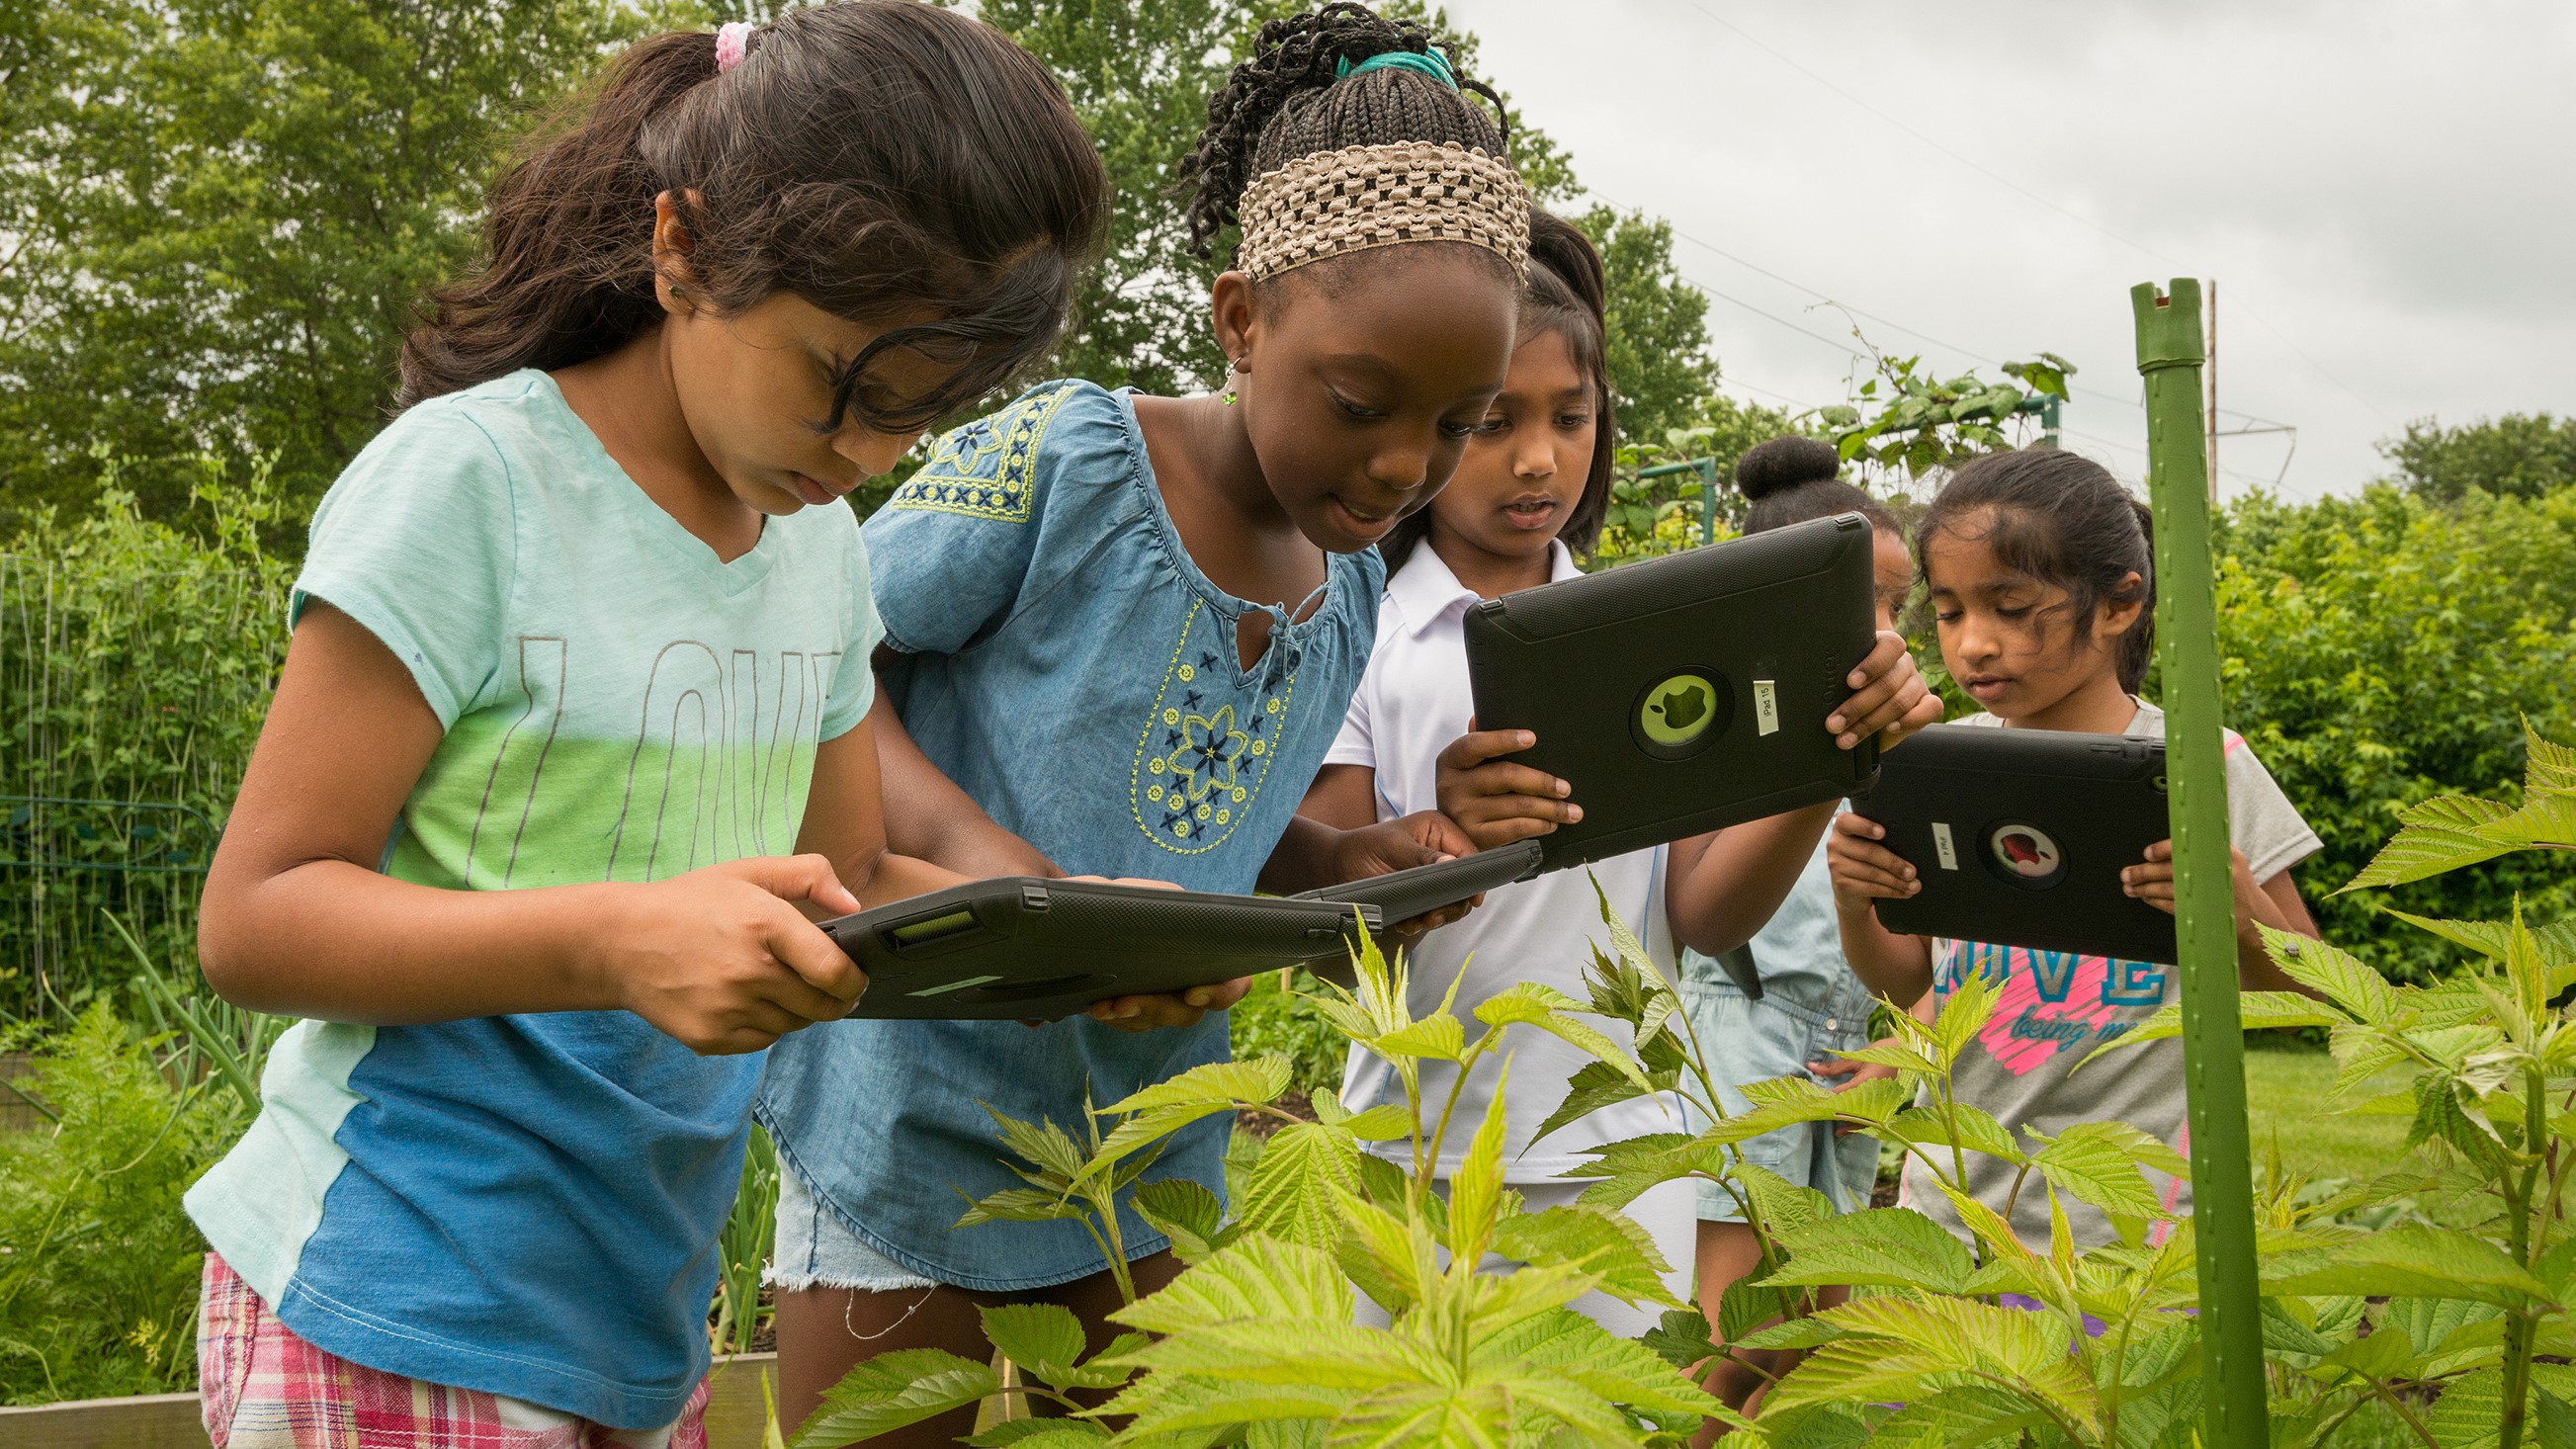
[1880,1103,2027,1165]
[1732,1159,1837,1239]
[1492,1204,1679,1308]
[2386,908,2576,970]
[2263,927,2400,1024]
[1760,1295,2101,1432]
[1082,1057,1294,1179]
[1475,981,1655,1095]
[2073,990,2346,1069]
[982,1105,1090,1182]
[788,1348,999,1448]
[1338,1103,1413,1142]
[1642,1307,1721,1372]
[954,1186,1086,1231]
[2264,1224,2554,1307]
[1236,1121,1360,1251]
[1931,965,2003,1070]
[963,1420,1110,1449]
[1371,1012,1465,1063]
[2342,785,2576,893]
[1762,1207,1980,1296]
[1114,1235,1353,1335]
[1333,1193,1429,1318]
[2029,1121,2173,1221]
[1565,1131,1699,1213]
[1130,1178,1227,1261]
[978,1304,1087,1389]
[1530,1057,1675,1148]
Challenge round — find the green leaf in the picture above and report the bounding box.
[1339,1103,1413,1143]
[1114,1235,1353,1336]
[1447,1057,1513,1264]
[1730,1160,1838,1240]
[1474,980,1655,1095]
[2028,1121,2173,1221]
[981,1106,1090,1182]
[1642,1307,1721,1372]
[1235,1121,1361,1251]
[2385,909,2576,969]
[2341,785,2576,893]
[1082,1057,1293,1179]
[2264,1224,2554,1307]
[1566,1132,1701,1213]
[954,1187,1086,1231]
[1491,1204,1680,1308]
[1931,964,2002,1071]
[1716,1275,1789,1343]
[1879,1103,2027,1164]
[1763,1207,1980,1297]
[978,1304,1087,1389]
[2263,929,2400,1024]
[1530,1056,1675,1149]
[1130,1178,1228,1261]
[2074,989,2346,1069]
[1760,1295,2101,1432]
[788,1348,999,1449]
[963,1420,1110,1449]
[1371,1012,1465,1063]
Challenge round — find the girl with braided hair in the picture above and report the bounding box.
[757,6,1541,1439]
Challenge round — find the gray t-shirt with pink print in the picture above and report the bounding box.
[1897,701,2321,1250]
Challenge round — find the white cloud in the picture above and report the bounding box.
[1448,0,2576,498]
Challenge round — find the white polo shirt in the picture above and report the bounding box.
[1331,541,1679,1181]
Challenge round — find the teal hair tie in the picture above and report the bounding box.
[1335,47,1458,91]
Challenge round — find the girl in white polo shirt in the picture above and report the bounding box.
[1296,212,1938,1332]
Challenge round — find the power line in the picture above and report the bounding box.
[1668,0,2397,429]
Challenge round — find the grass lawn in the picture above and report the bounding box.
[2242,1039,2417,1186]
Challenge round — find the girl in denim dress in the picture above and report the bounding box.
[757,7,1539,1439]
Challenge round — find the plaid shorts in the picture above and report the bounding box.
[197,1253,711,1449]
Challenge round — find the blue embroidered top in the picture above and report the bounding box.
[757,380,1384,1291]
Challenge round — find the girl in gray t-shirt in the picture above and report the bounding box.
[1829,449,2323,1250]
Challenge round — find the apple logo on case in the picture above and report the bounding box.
[1640,673,1719,747]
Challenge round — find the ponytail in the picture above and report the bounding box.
[399,1,1108,430]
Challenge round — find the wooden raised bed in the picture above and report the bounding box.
[0,1352,781,1448]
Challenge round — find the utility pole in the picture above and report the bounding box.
[2134,279,2264,1449]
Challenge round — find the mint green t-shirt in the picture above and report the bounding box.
[184,369,880,1426]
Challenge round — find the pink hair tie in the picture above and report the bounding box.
[714,21,752,74]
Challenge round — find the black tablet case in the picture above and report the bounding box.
[1464,512,1883,870]
[825,880,1380,1021]
[1856,724,2178,964]
[1292,840,1545,923]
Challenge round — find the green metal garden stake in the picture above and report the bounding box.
[2133,279,2264,1449]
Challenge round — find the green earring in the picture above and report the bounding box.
[1220,357,1245,405]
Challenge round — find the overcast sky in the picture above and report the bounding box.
[1444,0,2575,500]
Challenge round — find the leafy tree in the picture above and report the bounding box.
[1577,207,1718,448]
[2383,412,2576,503]
[1819,347,2073,491]
[0,0,642,529]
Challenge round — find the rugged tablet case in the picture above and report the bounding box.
[824,880,1381,1021]
[1857,724,2177,964]
[1464,512,1882,871]
[1292,840,1546,923]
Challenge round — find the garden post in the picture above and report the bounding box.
[2133,279,2264,1449]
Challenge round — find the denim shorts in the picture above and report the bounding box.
[766,1163,937,1294]
[1679,981,1881,1222]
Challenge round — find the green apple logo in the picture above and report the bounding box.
[1641,675,1716,746]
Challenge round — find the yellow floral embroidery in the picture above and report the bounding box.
[888,384,1078,523]
[1129,599,1299,856]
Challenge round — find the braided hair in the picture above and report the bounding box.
[1178,3,1511,283]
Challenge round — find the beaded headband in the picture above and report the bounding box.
[1232,140,1532,283]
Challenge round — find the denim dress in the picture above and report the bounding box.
[757,381,1384,1291]
[1678,829,1884,1221]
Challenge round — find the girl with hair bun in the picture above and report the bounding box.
[1305,284,1940,1334]
[1829,448,2324,1259]
[757,6,1548,1438]
[1679,435,1920,1414]
[185,4,1105,1443]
